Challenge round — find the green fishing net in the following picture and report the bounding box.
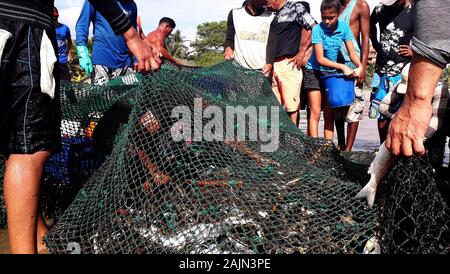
[0,61,448,254]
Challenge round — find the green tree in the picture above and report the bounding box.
[166,30,190,59]
[194,51,224,67]
[190,21,227,66]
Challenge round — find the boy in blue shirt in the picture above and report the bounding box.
[54,7,73,81]
[304,0,362,140]
[76,0,138,85]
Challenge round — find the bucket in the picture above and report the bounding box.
[321,74,355,108]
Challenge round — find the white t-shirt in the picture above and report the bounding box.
[232,7,275,70]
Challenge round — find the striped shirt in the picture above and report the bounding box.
[0,0,132,34]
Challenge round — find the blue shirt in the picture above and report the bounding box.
[306,20,354,72]
[56,23,71,64]
[76,0,137,69]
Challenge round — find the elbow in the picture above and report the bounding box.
[316,57,327,67]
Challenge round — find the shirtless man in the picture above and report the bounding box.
[145,17,179,64]
[334,0,370,152]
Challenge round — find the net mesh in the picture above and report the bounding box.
[0,61,448,254]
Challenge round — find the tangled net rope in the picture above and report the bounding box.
[0,61,448,254]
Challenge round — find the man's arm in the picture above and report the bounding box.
[224,10,235,60]
[288,28,312,70]
[146,32,178,64]
[288,3,316,69]
[369,7,380,53]
[262,18,278,77]
[88,0,132,34]
[75,1,93,47]
[87,0,161,72]
[346,40,363,77]
[385,55,442,156]
[76,1,94,74]
[357,0,371,86]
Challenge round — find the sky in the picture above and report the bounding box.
[56,0,381,45]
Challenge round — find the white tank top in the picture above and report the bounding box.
[232,7,274,70]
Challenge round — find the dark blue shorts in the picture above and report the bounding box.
[0,18,61,156]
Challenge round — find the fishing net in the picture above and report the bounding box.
[0,61,448,254]
[379,120,450,254]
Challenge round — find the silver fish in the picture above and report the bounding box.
[357,82,448,208]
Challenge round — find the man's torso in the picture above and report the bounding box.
[232,7,275,70]
[273,0,314,59]
[374,3,414,75]
[90,0,137,69]
[56,23,69,64]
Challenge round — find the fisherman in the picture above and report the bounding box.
[357,63,449,207]
[144,17,179,64]
[334,0,370,152]
[224,0,276,78]
[385,0,450,157]
[76,0,139,85]
[369,0,414,144]
[265,0,316,126]
[0,0,158,254]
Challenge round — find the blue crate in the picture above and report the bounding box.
[45,137,101,184]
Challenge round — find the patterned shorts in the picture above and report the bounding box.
[369,72,402,120]
[93,64,134,86]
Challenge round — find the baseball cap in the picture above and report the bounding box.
[380,0,398,6]
[396,63,410,94]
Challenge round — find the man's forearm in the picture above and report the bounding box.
[298,29,312,57]
[405,54,443,104]
[160,48,178,64]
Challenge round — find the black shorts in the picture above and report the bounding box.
[303,69,335,92]
[0,18,61,156]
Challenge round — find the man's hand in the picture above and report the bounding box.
[385,98,432,156]
[342,64,356,77]
[385,54,442,157]
[262,64,273,78]
[224,47,234,60]
[143,39,162,58]
[76,45,93,75]
[123,27,161,73]
[398,45,413,57]
[356,65,366,86]
[287,53,304,70]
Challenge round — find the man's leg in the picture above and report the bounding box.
[277,59,302,126]
[288,111,298,126]
[308,90,322,138]
[345,121,359,152]
[323,105,335,140]
[335,119,346,150]
[36,213,49,253]
[4,151,51,254]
